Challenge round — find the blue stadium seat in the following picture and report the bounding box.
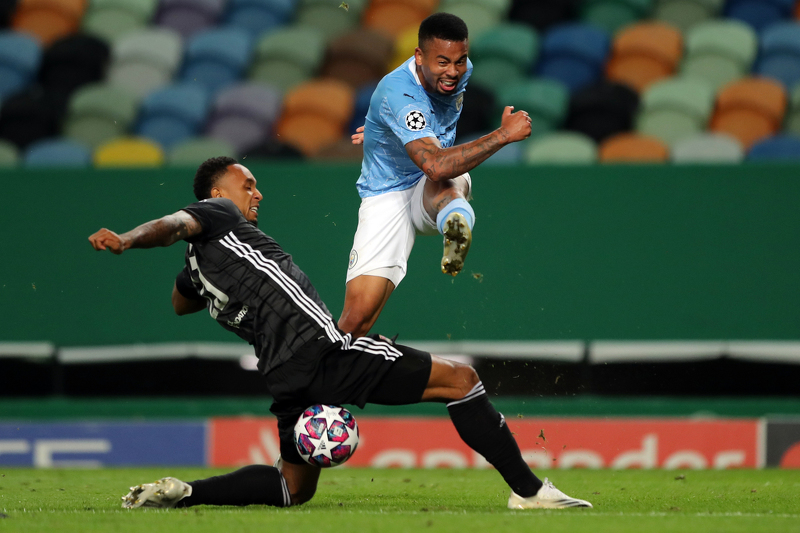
[348,82,377,134]
[746,134,800,160]
[156,0,227,40]
[136,84,211,149]
[181,27,255,95]
[224,0,296,37]
[755,22,800,90]
[0,30,41,100]
[206,81,282,153]
[724,0,794,32]
[24,138,92,167]
[536,23,610,94]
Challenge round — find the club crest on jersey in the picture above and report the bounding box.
[456,93,463,112]
[405,110,426,131]
[348,250,358,269]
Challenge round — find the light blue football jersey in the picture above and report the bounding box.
[356,57,473,198]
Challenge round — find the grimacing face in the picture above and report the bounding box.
[415,37,469,96]
[210,164,262,225]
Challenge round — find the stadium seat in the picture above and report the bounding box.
[180,27,254,96]
[746,134,800,161]
[249,26,325,92]
[724,0,794,33]
[205,82,282,153]
[710,77,787,149]
[224,0,295,38]
[605,21,682,93]
[167,136,236,166]
[580,0,653,35]
[652,0,723,33]
[294,0,367,42]
[522,131,597,164]
[63,83,139,148]
[635,77,715,145]
[536,23,610,94]
[0,89,65,148]
[671,132,744,163]
[11,0,86,45]
[348,81,377,134]
[247,137,304,159]
[494,78,569,136]
[565,80,639,143]
[38,34,109,97]
[322,28,393,89]
[274,78,355,155]
[437,0,507,39]
[784,82,800,137]
[82,0,159,43]
[680,20,758,91]
[107,28,183,99]
[23,137,91,167]
[388,26,418,71]
[363,0,434,40]
[469,23,538,93]
[0,0,19,27]
[598,132,669,162]
[136,83,210,149]
[0,30,41,100]
[94,136,164,166]
[507,0,578,32]
[155,0,226,40]
[754,22,800,91]
[0,139,19,166]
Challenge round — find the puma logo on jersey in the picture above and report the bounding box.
[227,305,249,328]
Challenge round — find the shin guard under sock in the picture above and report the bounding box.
[447,382,543,497]
[179,465,291,507]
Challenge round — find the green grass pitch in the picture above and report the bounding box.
[1,468,799,533]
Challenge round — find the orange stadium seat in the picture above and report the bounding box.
[12,0,87,45]
[275,79,355,155]
[710,77,787,149]
[322,28,394,88]
[598,132,670,162]
[363,0,434,40]
[606,22,683,93]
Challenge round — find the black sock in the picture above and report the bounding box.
[447,382,543,498]
[177,465,291,507]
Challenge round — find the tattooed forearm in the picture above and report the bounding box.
[406,131,507,182]
[120,212,202,250]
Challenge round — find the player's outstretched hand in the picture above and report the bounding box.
[89,228,128,255]
[351,125,365,145]
[498,106,532,143]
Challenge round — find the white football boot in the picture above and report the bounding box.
[441,211,472,276]
[121,477,192,509]
[508,478,593,509]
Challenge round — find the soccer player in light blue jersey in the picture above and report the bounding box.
[339,13,534,338]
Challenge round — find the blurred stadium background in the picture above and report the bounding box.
[2,0,800,472]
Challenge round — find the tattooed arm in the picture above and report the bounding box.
[88,211,202,254]
[405,105,533,182]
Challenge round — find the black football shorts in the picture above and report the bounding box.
[265,334,432,465]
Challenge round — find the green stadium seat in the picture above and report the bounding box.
[63,83,139,149]
[107,28,183,98]
[522,132,598,164]
[437,2,503,39]
[636,77,715,145]
[0,138,19,166]
[652,0,724,33]
[495,78,569,137]
[680,20,757,91]
[168,137,237,166]
[250,26,326,93]
[82,0,159,43]
[580,0,653,36]
[469,23,538,94]
[671,132,744,163]
[439,0,511,17]
[784,83,800,137]
[294,0,368,42]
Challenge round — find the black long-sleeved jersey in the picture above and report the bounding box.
[176,198,347,374]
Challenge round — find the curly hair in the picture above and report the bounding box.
[418,12,468,51]
[193,156,238,200]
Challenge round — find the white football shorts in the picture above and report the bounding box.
[345,173,472,287]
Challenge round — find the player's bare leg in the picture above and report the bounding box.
[276,457,321,505]
[423,175,474,276]
[338,274,396,338]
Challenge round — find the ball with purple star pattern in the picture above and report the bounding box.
[294,405,360,467]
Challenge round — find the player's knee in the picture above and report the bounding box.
[290,485,316,506]
[454,363,480,398]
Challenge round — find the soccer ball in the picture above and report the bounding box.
[294,405,360,467]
